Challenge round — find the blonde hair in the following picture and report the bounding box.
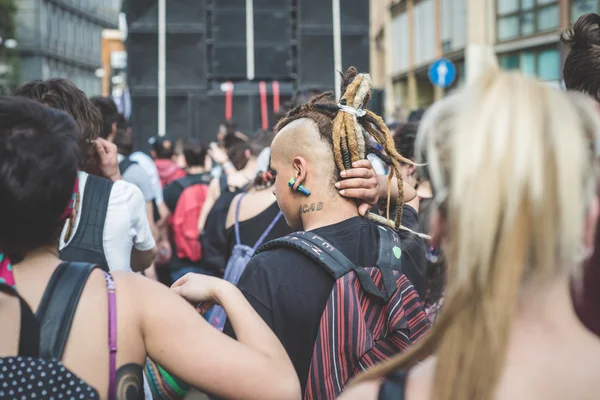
[353,70,600,400]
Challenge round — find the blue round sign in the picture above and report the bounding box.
[428,58,456,89]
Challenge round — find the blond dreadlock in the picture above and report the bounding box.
[276,67,418,234]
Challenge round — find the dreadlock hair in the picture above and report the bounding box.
[353,71,600,400]
[275,67,415,231]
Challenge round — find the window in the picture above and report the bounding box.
[571,0,600,24]
[497,0,560,41]
[498,47,561,81]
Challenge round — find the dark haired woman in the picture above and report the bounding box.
[0,96,300,399]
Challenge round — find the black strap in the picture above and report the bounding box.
[256,229,399,302]
[378,370,408,400]
[0,283,40,357]
[174,174,212,192]
[118,158,137,175]
[59,175,113,272]
[219,174,228,193]
[36,262,97,360]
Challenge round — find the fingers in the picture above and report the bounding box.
[93,140,107,157]
[339,168,372,180]
[335,178,373,190]
[338,188,374,203]
[351,160,373,170]
[357,202,372,217]
[170,273,192,289]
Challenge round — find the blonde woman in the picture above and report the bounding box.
[339,71,600,400]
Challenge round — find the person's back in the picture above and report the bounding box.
[0,96,301,400]
[225,69,429,396]
[341,71,600,400]
[15,80,156,273]
[163,140,214,282]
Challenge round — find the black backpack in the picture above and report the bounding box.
[255,227,430,399]
[0,262,105,399]
[59,175,113,272]
[119,158,137,175]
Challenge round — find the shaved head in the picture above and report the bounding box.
[271,118,336,184]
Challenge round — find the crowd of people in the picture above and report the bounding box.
[2,12,600,400]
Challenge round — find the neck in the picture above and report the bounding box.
[187,166,206,174]
[301,193,360,231]
[15,245,60,268]
[417,180,433,199]
[242,158,257,175]
[512,274,593,344]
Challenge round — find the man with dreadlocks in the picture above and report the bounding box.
[223,68,429,397]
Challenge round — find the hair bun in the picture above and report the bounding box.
[562,13,600,48]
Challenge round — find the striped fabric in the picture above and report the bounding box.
[144,358,191,400]
[304,269,430,400]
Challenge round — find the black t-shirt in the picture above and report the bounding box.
[224,201,293,264]
[224,211,425,392]
[163,173,212,270]
[200,189,242,273]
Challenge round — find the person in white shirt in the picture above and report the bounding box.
[16,80,156,272]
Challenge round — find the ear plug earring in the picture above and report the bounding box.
[288,178,311,196]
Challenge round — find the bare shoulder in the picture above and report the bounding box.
[338,381,381,400]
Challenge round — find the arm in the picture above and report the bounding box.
[124,182,157,272]
[197,178,221,233]
[131,246,157,272]
[338,381,381,400]
[123,273,300,400]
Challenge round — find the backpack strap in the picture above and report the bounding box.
[36,262,97,360]
[219,173,228,193]
[256,231,397,301]
[118,158,136,175]
[59,175,113,272]
[375,226,403,300]
[252,211,283,251]
[233,193,247,246]
[0,283,40,357]
[375,226,402,271]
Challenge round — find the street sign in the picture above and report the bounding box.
[428,58,456,89]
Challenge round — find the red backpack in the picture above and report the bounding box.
[255,227,431,400]
[172,178,210,262]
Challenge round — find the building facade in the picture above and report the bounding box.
[371,0,597,120]
[15,0,121,96]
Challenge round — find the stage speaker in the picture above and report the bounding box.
[297,0,370,90]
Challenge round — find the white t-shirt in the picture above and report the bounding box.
[130,151,164,206]
[59,171,156,272]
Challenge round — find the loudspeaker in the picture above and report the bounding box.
[127,0,207,90]
[296,0,370,90]
[209,1,292,80]
[210,2,247,79]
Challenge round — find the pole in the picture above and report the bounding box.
[332,0,342,99]
[158,0,166,136]
[246,0,255,80]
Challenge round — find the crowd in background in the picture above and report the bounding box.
[2,12,600,400]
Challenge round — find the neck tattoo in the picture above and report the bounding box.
[300,202,324,214]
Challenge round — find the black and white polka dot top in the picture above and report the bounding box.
[0,282,100,399]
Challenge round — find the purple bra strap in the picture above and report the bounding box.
[104,272,117,400]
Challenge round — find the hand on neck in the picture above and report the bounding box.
[300,193,360,231]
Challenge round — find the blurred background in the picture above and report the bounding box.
[0,0,595,148]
